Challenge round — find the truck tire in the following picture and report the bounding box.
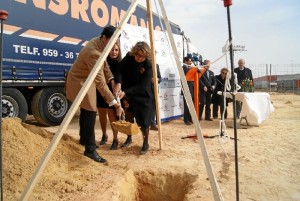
[2,88,28,121]
[31,87,69,126]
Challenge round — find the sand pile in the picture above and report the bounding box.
[2,118,103,200]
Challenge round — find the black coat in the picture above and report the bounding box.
[114,53,154,128]
[212,74,227,105]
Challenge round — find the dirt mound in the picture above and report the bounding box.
[2,118,100,200]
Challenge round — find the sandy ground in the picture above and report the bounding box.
[2,93,300,201]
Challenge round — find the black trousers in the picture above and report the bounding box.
[199,92,212,119]
[183,82,194,123]
[212,96,228,119]
[213,103,228,119]
[79,108,97,153]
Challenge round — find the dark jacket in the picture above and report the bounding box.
[234,67,253,85]
[114,53,154,128]
[212,74,227,104]
[199,69,216,93]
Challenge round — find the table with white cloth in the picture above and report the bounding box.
[226,92,275,126]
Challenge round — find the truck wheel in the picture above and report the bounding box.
[32,87,69,126]
[2,88,28,121]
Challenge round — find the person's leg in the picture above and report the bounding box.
[83,109,97,153]
[140,127,149,155]
[213,103,219,119]
[122,109,134,147]
[81,108,107,163]
[107,108,119,150]
[199,93,206,120]
[98,107,108,145]
[183,98,192,124]
[79,108,86,145]
[205,93,212,120]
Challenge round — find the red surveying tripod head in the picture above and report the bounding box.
[223,0,232,7]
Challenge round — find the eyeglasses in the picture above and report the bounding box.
[135,52,145,59]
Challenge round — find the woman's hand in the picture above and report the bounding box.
[113,83,121,96]
[115,104,124,117]
[118,91,125,99]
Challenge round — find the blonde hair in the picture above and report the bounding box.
[114,42,122,62]
[129,41,151,60]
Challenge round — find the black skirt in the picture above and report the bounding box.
[96,84,114,108]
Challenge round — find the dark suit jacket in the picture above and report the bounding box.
[199,69,216,93]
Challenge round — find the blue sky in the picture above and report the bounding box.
[135,0,300,75]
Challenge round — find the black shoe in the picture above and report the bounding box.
[122,136,132,147]
[110,140,118,150]
[150,124,158,131]
[99,135,108,145]
[205,118,213,121]
[185,121,192,125]
[140,142,149,155]
[84,150,107,163]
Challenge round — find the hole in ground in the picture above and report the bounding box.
[116,169,198,201]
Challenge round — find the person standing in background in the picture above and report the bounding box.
[212,68,229,119]
[182,56,194,125]
[199,60,216,121]
[150,64,162,131]
[234,58,253,118]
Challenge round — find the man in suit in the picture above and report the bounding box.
[66,26,124,163]
[150,64,162,130]
[182,56,194,125]
[234,58,253,118]
[199,60,216,121]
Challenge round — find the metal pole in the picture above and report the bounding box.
[0,10,8,201]
[0,9,9,201]
[224,1,240,200]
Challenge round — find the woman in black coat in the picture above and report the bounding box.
[114,41,154,155]
[212,68,229,119]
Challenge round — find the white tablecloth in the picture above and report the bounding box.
[232,92,274,126]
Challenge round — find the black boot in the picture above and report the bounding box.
[110,139,118,150]
[140,128,149,155]
[100,134,108,145]
[122,135,132,147]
